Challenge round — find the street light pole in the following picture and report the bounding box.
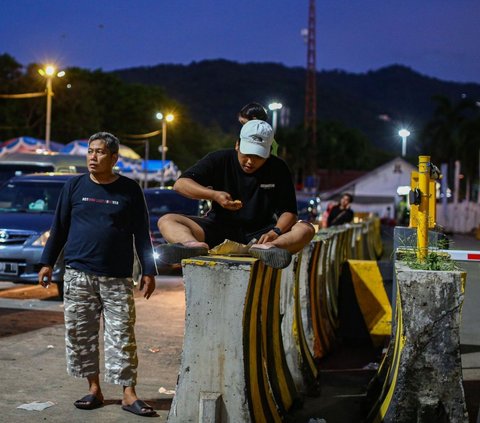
[143,138,150,189]
[38,65,65,151]
[45,76,53,151]
[161,119,167,168]
[155,112,175,188]
[268,102,283,133]
[398,128,410,157]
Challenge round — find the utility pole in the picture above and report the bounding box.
[304,0,317,187]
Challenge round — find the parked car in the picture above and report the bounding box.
[0,152,88,185]
[143,187,204,272]
[0,174,207,298]
[0,173,79,297]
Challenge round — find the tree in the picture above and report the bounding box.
[276,120,379,172]
[421,95,479,196]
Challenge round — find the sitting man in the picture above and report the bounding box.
[157,120,315,269]
[327,193,354,226]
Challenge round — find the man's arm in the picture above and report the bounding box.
[174,178,242,211]
[257,212,297,244]
[38,183,72,287]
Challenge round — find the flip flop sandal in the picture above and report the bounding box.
[122,399,156,417]
[74,394,103,410]
[248,246,292,269]
[157,243,208,265]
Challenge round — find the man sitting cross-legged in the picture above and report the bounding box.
[157,120,315,269]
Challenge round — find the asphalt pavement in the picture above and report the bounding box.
[0,232,478,422]
[0,276,184,423]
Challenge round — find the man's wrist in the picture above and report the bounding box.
[207,189,217,202]
[272,226,282,236]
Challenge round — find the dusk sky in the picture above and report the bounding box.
[1,0,479,84]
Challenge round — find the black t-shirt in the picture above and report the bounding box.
[180,149,297,233]
[41,174,157,277]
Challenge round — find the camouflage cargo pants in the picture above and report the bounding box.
[63,268,138,386]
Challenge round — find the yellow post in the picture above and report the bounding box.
[417,156,430,261]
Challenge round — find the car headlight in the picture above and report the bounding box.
[32,231,50,246]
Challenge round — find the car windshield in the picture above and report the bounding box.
[145,191,199,216]
[0,181,63,213]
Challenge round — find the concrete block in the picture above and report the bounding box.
[167,258,253,423]
[366,262,469,422]
[167,255,300,423]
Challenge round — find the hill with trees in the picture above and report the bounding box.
[1,54,479,190]
[114,59,480,154]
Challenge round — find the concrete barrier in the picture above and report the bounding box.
[364,263,469,422]
[166,217,403,422]
[167,256,300,422]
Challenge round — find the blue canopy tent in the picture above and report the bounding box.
[60,140,141,159]
[116,159,180,183]
[60,140,180,184]
[0,137,63,157]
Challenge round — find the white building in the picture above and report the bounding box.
[320,157,416,219]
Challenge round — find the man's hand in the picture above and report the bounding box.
[212,191,243,211]
[139,275,156,299]
[258,230,280,244]
[38,265,53,288]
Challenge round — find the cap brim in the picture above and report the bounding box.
[239,137,271,159]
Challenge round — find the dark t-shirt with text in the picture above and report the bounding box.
[41,174,157,277]
[180,149,297,233]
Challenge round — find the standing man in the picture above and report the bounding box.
[157,120,315,269]
[327,193,354,226]
[38,132,157,417]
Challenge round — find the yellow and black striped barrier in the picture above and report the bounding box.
[167,217,389,422]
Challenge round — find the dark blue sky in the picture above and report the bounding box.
[1,0,479,83]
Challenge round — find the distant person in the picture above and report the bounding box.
[157,120,315,269]
[396,195,409,226]
[327,193,354,226]
[238,102,268,124]
[38,132,157,417]
[321,201,336,229]
[238,101,279,156]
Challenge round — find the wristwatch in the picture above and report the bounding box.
[272,226,282,236]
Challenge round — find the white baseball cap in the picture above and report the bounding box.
[239,120,275,159]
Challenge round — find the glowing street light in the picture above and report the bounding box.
[38,64,65,151]
[155,112,175,187]
[268,102,283,133]
[398,128,411,157]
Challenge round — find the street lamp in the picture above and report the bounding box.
[155,112,175,187]
[398,128,411,157]
[38,65,65,151]
[268,102,283,133]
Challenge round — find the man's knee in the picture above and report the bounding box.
[297,220,316,240]
[157,213,177,231]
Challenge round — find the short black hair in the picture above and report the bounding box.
[88,132,120,155]
[342,193,354,203]
[238,102,268,121]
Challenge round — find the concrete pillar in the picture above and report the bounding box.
[365,262,468,422]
